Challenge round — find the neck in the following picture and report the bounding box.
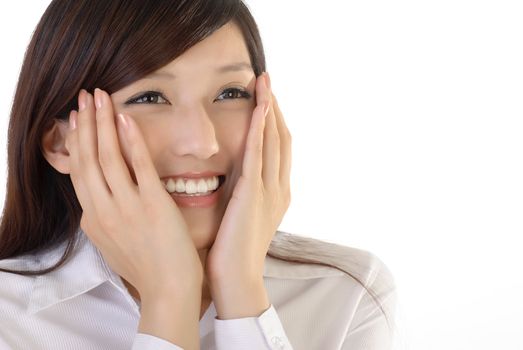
[198,248,212,302]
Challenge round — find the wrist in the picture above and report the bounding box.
[139,291,201,350]
[211,277,270,319]
[140,273,203,303]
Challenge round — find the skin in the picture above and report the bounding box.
[42,21,291,348]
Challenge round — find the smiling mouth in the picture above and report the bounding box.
[169,175,226,197]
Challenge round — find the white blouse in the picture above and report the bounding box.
[0,230,396,349]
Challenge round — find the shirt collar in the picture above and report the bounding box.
[25,229,340,314]
[27,229,130,315]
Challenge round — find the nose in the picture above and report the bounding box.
[169,105,219,159]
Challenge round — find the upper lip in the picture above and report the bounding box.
[160,171,225,181]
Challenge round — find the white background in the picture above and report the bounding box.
[1,1,522,349]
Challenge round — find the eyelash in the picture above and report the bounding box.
[125,87,252,105]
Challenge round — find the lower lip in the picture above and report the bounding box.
[169,183,223,208]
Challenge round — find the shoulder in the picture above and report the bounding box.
[0,237,76,306]
[0,237,70,273]
[266,230,396,325]
[264,231,397,347]
[267,230,395,288]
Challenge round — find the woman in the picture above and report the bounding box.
[0,1,396,349]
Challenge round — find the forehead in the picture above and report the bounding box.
[150,21,252,77]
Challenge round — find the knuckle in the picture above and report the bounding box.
[280,185,291,204]
[95,109,106,122]
[98,149,115,169]
[286,135,292,151]
[131,152,148,170]
[269,132,280,144]
[142,185,165,204]
[99,214,118,232]
[78,149,96,164]
[94,206,118,230]
[286,130,292,142]
[141,202,163,222]
[248,141,263,154]
[280,127,291,142]
[122,193,142,215]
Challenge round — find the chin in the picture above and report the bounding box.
[179,207,223,250]
[191,227,218,250]
[178,181,230,250]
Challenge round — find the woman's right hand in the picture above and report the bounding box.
[65,88,203,302]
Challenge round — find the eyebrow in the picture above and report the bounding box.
[148,62,253,79]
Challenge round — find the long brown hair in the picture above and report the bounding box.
[0,0,394,333]
[0,0,265,272]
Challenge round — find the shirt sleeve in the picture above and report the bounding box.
[214,304,294,350]
[132,333,183,350]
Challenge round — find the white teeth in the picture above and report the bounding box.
[166,178,176,193]
[175,178,185,193]
[185,180,197,194]
[163,176,220,194]
[197,179,208,193]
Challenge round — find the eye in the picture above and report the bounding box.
[125,91,169,105]
[215,87,252,102]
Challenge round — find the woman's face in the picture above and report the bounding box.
[109,22,256,250]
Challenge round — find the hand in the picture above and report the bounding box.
[204,72,292,318]
[65,89,203,301]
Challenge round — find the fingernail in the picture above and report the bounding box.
[263,101,270,116]
[69,110,77,130]
[78,90,86,111]
[117,113,129,130]
[264,72,271,90]
[94,88,103,109]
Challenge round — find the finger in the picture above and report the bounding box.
[66,109,104,245]
[242,74,269,183]
[116,113,165,198]
[271,93,292,191]
[261,74,280,189]
[94,88,136,202]
[66,110,92,209]
[76,90,114,217]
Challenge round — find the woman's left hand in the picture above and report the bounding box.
[205,72,292,319]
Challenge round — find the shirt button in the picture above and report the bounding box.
[271,336,285,349]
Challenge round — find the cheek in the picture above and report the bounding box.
[217,115,251,163]
[215,116,251,200]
